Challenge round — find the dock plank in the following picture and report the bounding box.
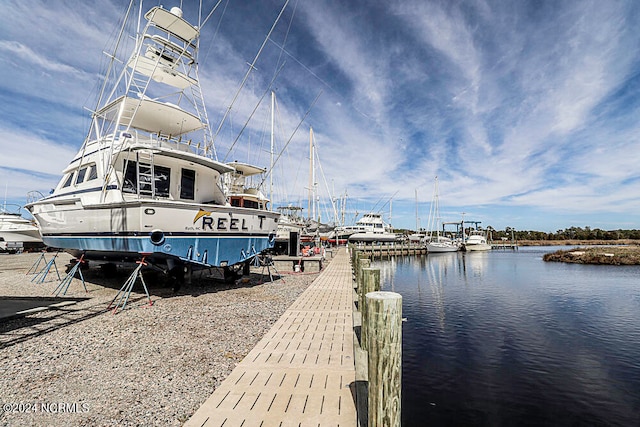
[185,247,356,427]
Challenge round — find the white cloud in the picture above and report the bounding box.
[0,126,77,176]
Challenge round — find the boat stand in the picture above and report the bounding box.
[30,251,61,284]
[259,255,284,284]
[108,257,152,314]
[27,251,48,275]
[53,254,87,296]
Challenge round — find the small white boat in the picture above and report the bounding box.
[464,230,492,251]
[26,4,279,277]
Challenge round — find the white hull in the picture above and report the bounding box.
[0,229,42,243]
[348,232,397,243]
[31,198,277,266]
[427,242,459,253]
[0,213,42,243]
[464,243,492,251]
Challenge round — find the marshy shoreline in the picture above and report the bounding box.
[541,245,640,265]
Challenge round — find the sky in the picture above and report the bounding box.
[1,0,640,233]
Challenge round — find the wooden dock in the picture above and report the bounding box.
[185,247,356,427]
[353,243,428,258]
[491,242,519,250]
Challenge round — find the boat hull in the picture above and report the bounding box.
[427,243,459,253]
[29,199,278,267]
[0,229,42,243]
[348,232,397,243]
[464,243,492,251]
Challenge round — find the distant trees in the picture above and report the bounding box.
[490,226,640,241]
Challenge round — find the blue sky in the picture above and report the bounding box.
[1,0,640,233]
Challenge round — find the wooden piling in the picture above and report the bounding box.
[357,258,370,301]
[366,291,402,427]
[360,267,380,351]
[358,258,370,288]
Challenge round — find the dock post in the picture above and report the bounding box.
[352,250,361,282]
[366,291,402,427]
[357,258,370,294]
[360,267,380,351]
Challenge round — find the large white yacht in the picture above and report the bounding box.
[26,4,279,278]
[345,213,397,243]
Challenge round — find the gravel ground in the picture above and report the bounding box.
[0,252,321,426]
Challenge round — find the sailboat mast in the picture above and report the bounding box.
[270,91,275,206]
[435,176,440,239]
[415,188,418,231]
[308,127,313,220]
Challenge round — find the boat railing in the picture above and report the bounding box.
[121,130,204,155]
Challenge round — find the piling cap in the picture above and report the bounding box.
[365,291,402,301]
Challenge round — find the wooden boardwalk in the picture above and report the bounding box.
[185,247,356,427]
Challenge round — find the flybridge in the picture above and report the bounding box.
[144,6,199,43]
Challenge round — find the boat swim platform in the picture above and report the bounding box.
[185,247,356,427]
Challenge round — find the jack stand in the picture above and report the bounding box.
[27,251,47,275]
[259,255,284,284]
[31,251,61,283]
[53,254,87,296]
[108,257,152,314]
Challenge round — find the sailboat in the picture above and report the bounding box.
[26,3,279,279]
[426,177,459,253]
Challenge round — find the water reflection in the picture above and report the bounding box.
[372,249,640,426]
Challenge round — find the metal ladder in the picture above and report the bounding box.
[136,151,154,197]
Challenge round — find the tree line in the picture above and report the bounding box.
[492,226,640,241]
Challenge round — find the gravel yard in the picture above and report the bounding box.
[0,252,320,426]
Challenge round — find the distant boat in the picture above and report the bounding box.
[464,230,492,251]
[26,4,279,279]
[347,213,397,243]
[428,237,460,253]
[225,161,271,211]
[275,205,307,241]
[425,177,459,253]
[0,205,43,250]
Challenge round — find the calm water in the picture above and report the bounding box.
[372,247,640,426]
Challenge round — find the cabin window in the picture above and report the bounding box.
[230,197,241,207]
[244,200,259,209]
[62,173,74,188]
[180,168,195,200]
[154,165,170,197]
[75,167,87,184]
[123,161,137,193]
[87,164,98,181]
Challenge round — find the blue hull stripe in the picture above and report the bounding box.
[43,234,275,267]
